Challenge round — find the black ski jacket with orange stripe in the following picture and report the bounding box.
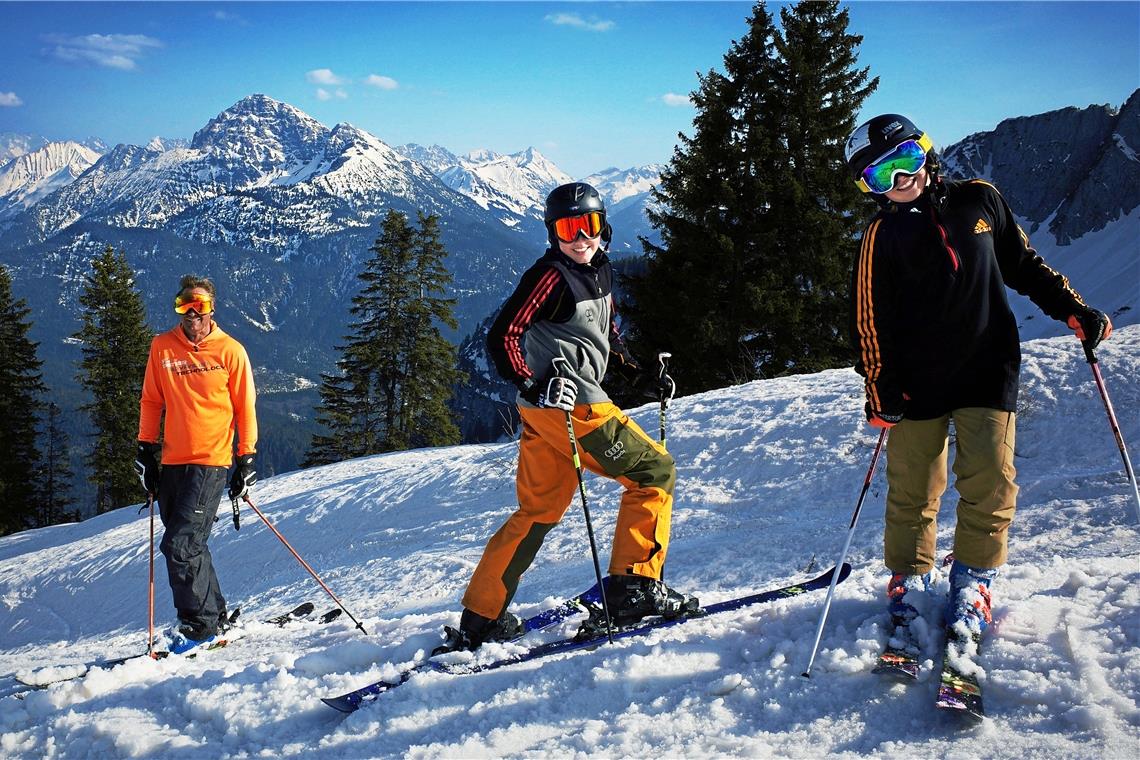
[849,179,1088,420]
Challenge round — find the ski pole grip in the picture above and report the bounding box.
[552,356,570,377]
[1083,343,1098,365]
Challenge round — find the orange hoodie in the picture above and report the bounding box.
[138,324,257,466]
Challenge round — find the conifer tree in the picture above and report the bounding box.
[305,210,462,465]
[73,246,153,513]
[401,212,462,448]
[38,402,79,527]
[773,0,877,371]
[0,265,46,535]
[624,3,786,390]
[623,0,877,390]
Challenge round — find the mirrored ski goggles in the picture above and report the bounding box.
[551,211,605,242]
[174,294,215,314]
[856,134,934,194]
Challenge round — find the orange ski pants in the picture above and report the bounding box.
[462,402,676,620]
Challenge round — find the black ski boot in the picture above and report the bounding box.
[577,575,700,638]
[431,608,523,656]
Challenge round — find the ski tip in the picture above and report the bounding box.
[320,696,358,714]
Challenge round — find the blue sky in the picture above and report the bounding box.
[0,1,1136,177]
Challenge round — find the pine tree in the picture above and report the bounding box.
[623,3,786,390]
[305,210,462,465]
[773,0,877,371]
[37,402,79,527]
[0,265,46,536]
[623,0,877,391]
[401,212,462,448]
[73,246,153,513]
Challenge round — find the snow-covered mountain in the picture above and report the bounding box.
[0,141,101,220]
[1,328,1137,757]
[399,143,573,229]
[583,164,665,254]
[942,89,1140,339]
[0,132,107,164]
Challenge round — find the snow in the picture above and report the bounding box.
[2,327,1139,758]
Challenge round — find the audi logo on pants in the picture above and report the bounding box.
[604,441,626,460]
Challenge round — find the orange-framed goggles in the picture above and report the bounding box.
[551,211,605,243]
[174,293,215,314]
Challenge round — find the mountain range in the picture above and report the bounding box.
[0,91,1136,482]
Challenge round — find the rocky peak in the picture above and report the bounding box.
[190,94,329,168]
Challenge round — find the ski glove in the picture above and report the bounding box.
[1067,307,1112,350]
[135,441,161,495]
[541,376,579,412]
[228,454,257,501]
[865,403,903,430]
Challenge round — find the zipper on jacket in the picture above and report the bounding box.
[930,207,960,271]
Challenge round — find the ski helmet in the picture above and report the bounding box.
[543,182,611,247]
[844,114,936,194]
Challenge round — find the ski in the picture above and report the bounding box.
[14,601,333,690]
[872,622,921,680]
[321,563,851,714]
[266,602,316,626]
[935,627,985,721]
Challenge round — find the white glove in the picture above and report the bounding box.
[542,376,579,412]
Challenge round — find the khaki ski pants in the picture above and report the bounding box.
[884,408,1018,573]
[462,402,675,620]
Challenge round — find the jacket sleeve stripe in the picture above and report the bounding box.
[503,268,561,378]
[856,219,883,411]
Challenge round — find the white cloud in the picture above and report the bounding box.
[41,33,162,70]
[0,92,23,107]
[211,10,249,26]
[363,74,399,91]
[307,68,348,86]
[545,13,615,32]
[316,88,348,101]
[662,92,693,107]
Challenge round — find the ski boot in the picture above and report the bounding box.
[886,571,933,626]
[945,560,996,638]
[167,621,224,655]
[431,608,523,656]
[576,574,700,639]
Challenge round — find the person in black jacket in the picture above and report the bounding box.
[432,182,697,654]
[844,114,1113,638]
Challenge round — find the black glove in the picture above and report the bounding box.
[1067,307,1113,350]
[619,360,674,403]
[135,441,161,495]
[228,454,257,500]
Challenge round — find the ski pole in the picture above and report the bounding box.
[147,495,156,659]
[802,427,887,678]
[1083,344,1140,524]
[553,357,615,644]
[241,495,368,634]
[657,352,673,448]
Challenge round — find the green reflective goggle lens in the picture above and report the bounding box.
[860,139,927,194]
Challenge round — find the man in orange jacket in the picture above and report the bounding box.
[135,275,258,653]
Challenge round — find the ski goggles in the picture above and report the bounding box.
[174,293,215,314]
[856,133,934,194]
[551,211,605,243]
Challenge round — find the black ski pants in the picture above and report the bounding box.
[158,464,228,636]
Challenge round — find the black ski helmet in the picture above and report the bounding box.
[543,182,611,246]
[844,114,937,193]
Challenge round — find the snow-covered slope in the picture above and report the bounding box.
[0,141,101,220]
[1,328,1137,758]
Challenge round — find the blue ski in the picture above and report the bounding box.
[321,564,851,713]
